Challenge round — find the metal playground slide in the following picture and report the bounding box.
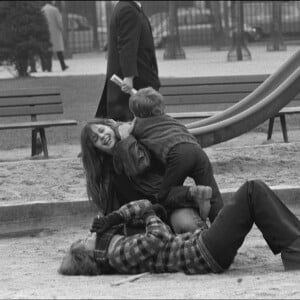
[186,48,300,131]
[188,64,300,148]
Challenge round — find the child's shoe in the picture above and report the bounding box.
[189,185,212,220]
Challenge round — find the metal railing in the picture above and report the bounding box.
[62,1,300,54]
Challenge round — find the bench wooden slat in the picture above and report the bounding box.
[0,119,77,130]
[160,83,261,96]
[163,92,300,105]
[166,100,300,114]
[278,106,300,114]
[160,74,269,86]
[0,95,62,107]
[0,87,60,98]
[164,93,249,105]
[166,103,233,112]
[169,107,300,120]
[0,104,64,117]
[168,112,216,119]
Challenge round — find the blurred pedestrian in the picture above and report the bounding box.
[95,1,160,121]
[41,1,69,71]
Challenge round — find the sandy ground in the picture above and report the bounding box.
[0,129,300,299]
[1,130,299,205]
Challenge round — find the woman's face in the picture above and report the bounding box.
[90,124,117,153]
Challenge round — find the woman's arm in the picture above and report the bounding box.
[112,135,151,177]
[109,200,172,271]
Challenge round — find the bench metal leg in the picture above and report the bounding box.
[31,129,38,156]
[280,114,289,143]
[39,128,49,158]
[267,117,275,140]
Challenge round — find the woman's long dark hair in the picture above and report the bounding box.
[80,119,120,214]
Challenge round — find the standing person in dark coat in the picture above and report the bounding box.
[95,1,160,121]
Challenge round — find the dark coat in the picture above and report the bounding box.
[95,1,160,121]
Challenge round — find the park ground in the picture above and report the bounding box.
[0,44,300,298]
[1,130,300,299]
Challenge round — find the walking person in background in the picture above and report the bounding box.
[41,1,69,72]
[95,1,160,121]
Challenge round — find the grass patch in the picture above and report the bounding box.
[0,75,299,150]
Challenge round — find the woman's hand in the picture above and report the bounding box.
[117,119,136,140]
[90,212,124,234]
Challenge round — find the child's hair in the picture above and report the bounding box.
[58,240,100,276]
[129,87,165,118]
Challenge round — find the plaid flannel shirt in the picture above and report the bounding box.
[107,200,224,275]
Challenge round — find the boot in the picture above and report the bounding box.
[281,237,300,271]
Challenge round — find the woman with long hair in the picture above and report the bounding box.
[80,118,220,233]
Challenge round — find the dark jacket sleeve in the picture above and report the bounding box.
[112,135,151,177]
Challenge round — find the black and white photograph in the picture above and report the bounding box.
[0,1,300,299]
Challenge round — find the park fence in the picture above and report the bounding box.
[60,1,300,54]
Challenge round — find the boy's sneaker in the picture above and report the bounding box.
[189,185,212,220]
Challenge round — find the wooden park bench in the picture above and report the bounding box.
[0,87,78,158]
[162,75,300,143]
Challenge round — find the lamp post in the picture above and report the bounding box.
[163,1,185,60]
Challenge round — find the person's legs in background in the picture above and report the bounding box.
[29,53,37,73]
[40,50,52,72]
[56,51,68,71]
[201,180,300,271]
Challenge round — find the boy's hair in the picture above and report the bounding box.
[129,87,165,118]
[58,240,100,276]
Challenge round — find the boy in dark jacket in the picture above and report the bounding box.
[125,87,222,222]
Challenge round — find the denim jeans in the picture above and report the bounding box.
[202,180,300,269]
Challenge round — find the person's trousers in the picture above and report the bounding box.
[40,51,52,72]
[56,51,67,70]
[41,51,67,71]
[202,180,300,269]
[158,143,224,223]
